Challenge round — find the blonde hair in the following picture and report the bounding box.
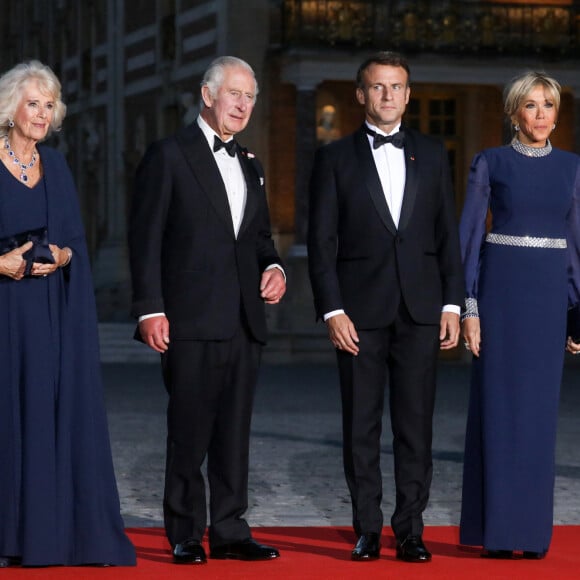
[504,71,561,127]
[0,60,67,139]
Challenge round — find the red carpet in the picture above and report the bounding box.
[5,526,580,578]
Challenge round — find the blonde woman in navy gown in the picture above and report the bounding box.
[0,61,135,567]
[459,71,580,559]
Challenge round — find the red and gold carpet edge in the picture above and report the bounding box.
[5,526,580,579]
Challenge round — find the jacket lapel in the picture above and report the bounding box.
[175,124,235,237]
[355,126,397,236]
[237,152,259,236]
[398,127,419,232]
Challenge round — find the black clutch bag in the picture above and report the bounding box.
[0,227,54,276]
[567,304,580,343]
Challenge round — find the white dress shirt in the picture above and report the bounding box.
[198,116,246,237]
[139,116,283,322]
[366,121,406,228]
[324,122,460,320]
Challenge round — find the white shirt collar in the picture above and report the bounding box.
[197,115,235,150]
[365,121,401,137]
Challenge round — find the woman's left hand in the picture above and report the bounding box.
[30,244,71,277]
[566,336,580,356]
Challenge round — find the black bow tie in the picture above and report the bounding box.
[365,127,405,149]
[213,136,237,157]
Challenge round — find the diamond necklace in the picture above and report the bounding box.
[510,136,552,158]
[3,137,38,182]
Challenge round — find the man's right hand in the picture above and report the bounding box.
[326,313,360,355]
[139,315,170,353]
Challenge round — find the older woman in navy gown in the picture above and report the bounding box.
[0,61,135,567]
[459,71,580,559]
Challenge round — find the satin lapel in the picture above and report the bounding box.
[398,129,419,232]
[355,126,397,236]
[175,124,235,237]
[237,153,259,236]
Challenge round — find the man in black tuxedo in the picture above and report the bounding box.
[129,56,285,565]
[308,51,463,563]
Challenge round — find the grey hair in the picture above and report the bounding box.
[0,60,67,139]
[200,56,259,103]
[504,71,561,123]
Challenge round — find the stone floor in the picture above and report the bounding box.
[103,357,580,529]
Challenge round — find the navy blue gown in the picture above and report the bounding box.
[459,144,580,553]
[0,148,135,566]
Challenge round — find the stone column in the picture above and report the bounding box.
[92,0,130,320]
[293,83,318,246]
[574,89,580,155]
[273,81,330,355]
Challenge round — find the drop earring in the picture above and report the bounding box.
[8,119,14,128]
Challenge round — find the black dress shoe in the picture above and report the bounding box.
[396,535,432,563]
[210,539,279,561]
[523,550,547,560]
[0,556,21,568]
[173,539,207,564]
[351,532,381,561]
[480,549,513,559]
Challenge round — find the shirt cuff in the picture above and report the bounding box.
[325,306,460,321]
[265,263,286,281]
[323,309,345,321]
[138,312,165,322]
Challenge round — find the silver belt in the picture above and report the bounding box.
[486,233,567,249]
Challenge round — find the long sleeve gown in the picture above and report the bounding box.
[459,143,580,553]
[0,146,136,566]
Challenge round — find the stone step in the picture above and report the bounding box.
[97,323,483,365]
[97,323,334,364]
[98,323,158,363]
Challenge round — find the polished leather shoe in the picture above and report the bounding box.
[351,532,381,561]
[210,539,279,561]
[396,535,432,563]
[173,539,207,564]
[481,549,513,559]
[523,550,547,560]
[0,556,21,568]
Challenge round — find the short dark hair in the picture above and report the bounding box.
[356,51,411,89]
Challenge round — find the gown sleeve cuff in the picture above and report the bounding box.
[461,297,479,322]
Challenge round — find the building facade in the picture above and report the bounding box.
[1,0,579,336]
[0,0,273,319]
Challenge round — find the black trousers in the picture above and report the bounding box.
[337,301,440,540]
[161,323,261,548]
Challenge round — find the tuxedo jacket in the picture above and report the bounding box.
[129,122,282,344]
[308,124,464,328]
